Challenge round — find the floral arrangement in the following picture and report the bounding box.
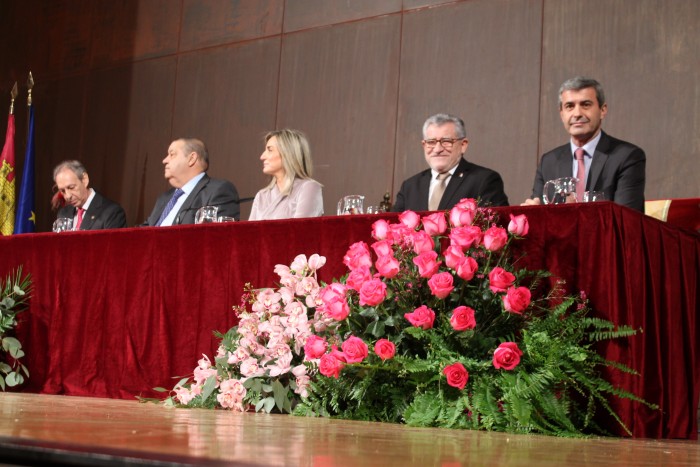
[157,200,655,437]
[0,266,31,391]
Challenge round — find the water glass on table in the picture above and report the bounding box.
[52,217,74,233]
[195,206,218,224]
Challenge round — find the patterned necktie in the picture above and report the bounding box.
[156,189,184,226]
[75,208,85,230]
[429,172,449,211]
[575,148,586,202]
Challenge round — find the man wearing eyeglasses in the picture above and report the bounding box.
[392,113,509,212]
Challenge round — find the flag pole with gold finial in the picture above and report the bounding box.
[14,72,37,234]
[0,82,18,235]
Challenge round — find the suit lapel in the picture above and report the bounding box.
[174,175,209,224]
[439,158,468,210]
[80,193,101,230]
[415,171,431,211]
[587,132,610,191]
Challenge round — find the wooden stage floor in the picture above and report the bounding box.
[0,393,697,466]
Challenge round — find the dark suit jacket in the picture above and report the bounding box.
[57,191,127,230]
[144,174,240,226]
[392,158,509,212]
[531,131,646,212]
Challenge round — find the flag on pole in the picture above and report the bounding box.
[14,104,35,234]
[0,112,16,235]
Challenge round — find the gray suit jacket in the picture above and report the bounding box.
[57,191,126,230]
[144,174,240,226]
[392,158,509,212]
[531,132,646,212]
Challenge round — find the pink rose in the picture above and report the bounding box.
[449,200,477,227]
[371,239,393,257]
[411,230,435,254]
[443,362,469,389]
[375,255,400,279]
[346,266,371,292]
[449,225,482,250]
[443,245,465,269]
[507,214,529,237]
[427,271,454,299]
[343,241,372,271]
[404,305,436,329]
[455,198,478,210]
[422,213,447,236]
[304,335,328,359]
[455,256,478,281]
[493,342,523,370]
[374,339,396,361]
[502,286,531,314]
[399,210,421,229]
[488,267,515,293]
[320,283,350,320]
[483,225,508,251]
[319,353,345,378]
[412,251,441,278]
[450,306,476,331]
[359,278,387,306]
[341,336,369,364]
[372,219,390,240]
[387,223,413,245]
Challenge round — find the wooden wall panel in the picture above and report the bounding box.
[403,0,458,11]
[172,38,281,220]
[179,0,284,52]
[283,0,402,33]
[397,0,543,205]
[277,15,402,215]
[541,0,700,200]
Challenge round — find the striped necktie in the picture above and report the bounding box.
[156,189,184,226]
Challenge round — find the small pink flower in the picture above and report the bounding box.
[411,230,435,254]
[404,305,436,329]
[346,266,372,292]
[319,353,345,378]
[450,305,476,331]
[502,286,531,314]
[488,267,516,293]
[412,250,441,278]
[449,225,482,250]
[427,271,454,299]
[359,278,387,306]
[443,362,469,389]
[455,256,478,281]
[341,336,369,364]
[422,213,447,236]
[343,241,372,271]
[371,239,394,257]
[375,255,400,279]
[507,214,529,237]
[372,219,390,240]
[399,210,421,229]
[304,335,328,359]
[374,339,396,361]
[493,342,523,370]
[449,200,477,227]
[483,225,508,251]
[443,245,465,269]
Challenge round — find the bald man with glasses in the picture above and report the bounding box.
[392,113,509,212]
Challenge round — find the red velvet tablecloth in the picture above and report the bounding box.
[0,203,698,439]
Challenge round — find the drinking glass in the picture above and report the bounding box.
[583,191,605,202]
[542,177,578,205]
[366,205,384,214]
[217,216,236,223]
[52,217,74,233]
[337,195,365,215]
[195,206,218,224]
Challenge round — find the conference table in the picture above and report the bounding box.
[0,202,697,440]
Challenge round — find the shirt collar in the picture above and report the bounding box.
[570,130,602,159]
[81,188,96,211]
[181,172,206,194]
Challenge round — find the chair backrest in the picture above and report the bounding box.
[645,198,700,232]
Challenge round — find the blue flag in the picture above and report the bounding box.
[14,106,35,234]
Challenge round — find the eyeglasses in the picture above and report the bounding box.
[422,138,463,149]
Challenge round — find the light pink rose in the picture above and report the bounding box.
[304,335,328,359]
[374,339,396,361]
[508,214,529,236]
[404,305,436,329]
[455,198,478,210]
[372,219,390,240]
[422,213,448,236]
[359,278,387,306]
[443,245,465,269]
[443,362,469,389]
[371,239,394,257]
[319,353,345,378]
[387,223,413,245]
[502,286,531,314]
[483,225,508,251]
[343,241,372,271]
[455,256,478,281]
[320,283,350,320]
[427,271,454,299]
[449,225,482,250]
[412,250,441,278]
[399,210,421,229]
[488,267,515,293]
[346,266,372,292]
[493,342,523,370]
[411,230,435,254]
[341,336,369,364]
[449,199,477,227]
[450,306,476,331]
[375,255,400,279]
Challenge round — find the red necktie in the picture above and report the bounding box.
[575,148,586,202]
[75,208,85,230]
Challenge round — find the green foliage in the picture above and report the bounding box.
[0,266,32,391]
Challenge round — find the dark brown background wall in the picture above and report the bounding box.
[0,0,697,232]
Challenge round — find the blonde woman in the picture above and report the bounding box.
[249,129,324,220]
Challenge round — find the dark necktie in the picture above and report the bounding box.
[575,148,586,202]
[156,189,184,226]
[429,172,449,211]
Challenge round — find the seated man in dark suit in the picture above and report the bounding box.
[54,160,127,230]
[143,138,239,226]
[523,76,646,211]
[392,113,509,212]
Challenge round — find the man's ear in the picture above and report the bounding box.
[188,152,199,167]
[82,172,90,188]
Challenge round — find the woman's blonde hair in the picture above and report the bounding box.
[264,129,313,196]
